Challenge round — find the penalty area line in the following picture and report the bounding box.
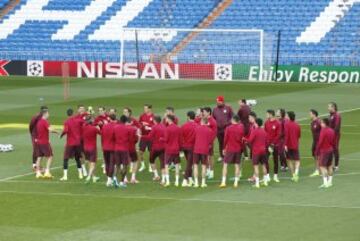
[0,189,359,210]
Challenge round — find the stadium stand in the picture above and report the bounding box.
[0,0,358,66]
[0,0,10,9]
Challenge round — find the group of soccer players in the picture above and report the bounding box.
[29,96,341,189]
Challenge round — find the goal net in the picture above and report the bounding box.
[120,28,274,81]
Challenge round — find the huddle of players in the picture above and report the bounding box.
[29,99,341,189]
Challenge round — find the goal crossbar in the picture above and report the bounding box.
[120,28,265,81]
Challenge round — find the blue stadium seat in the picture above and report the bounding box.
[0,0,358,65]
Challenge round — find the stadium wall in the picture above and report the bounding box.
[0,60,359,84]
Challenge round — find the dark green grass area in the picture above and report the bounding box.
[0,76,359,241]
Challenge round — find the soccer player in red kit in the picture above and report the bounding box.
[245,118,269,188]
[113,115,132,188]
[328,102,341,171]
[148,116,166,182]
[94,106,110,174]
[162,107,179,172]
[193,118,215,188]
[264,109,281,183]
[237,99,251,159]
[34,109,58,179]
[124,107,141,129]
[94,106,110,128]
[202,107,217,179]
[163,115,182,187]
[213,96,233,162]
[246,111,258,183]
[138,104,155,172]
[162,107,179,126]
[220,115,244,188]
[29,106,48,170]
[237,99,251,135]
[126,117,139,184]
[82,116,101,183]
[180,111,197,187]
[285,111,301,182]
[74,104,88,176]
[101,114,117,187]
[276,108,288,171]
[317,118,336,188]
[309,109,321,177]
[123,107,141,180]
[60,109,84,181]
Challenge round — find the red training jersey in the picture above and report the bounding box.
[224,123,244,152]
[127,125,139,152]
[82,123,100,151]
[129,117,141,129]
[114,123,131,151]
[237,105,251,126]
[162,115,179,126]
[329,112,341,135]
[74,113,86,140]
[311,118,321,143]
[94,114,110,129]
[62,116,82,146]
[285,120,301,150]
[246,127,267,156]
[180,121,197,150]
[139,113,155,141]
[29,113,41,139]
[36,118,50,145]
[101,122,116,151]
[194,124,215,155]
[164,123,182,155]
[316,127,335,154]
[148,123,166,151]
[264,119,281,145]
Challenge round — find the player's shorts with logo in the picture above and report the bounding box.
[319,151,333,167]
[114,151,129,165]
[286,149,300,161]
[139,139,151,152]
[63,145,82,160]
[193,153,208,165]
[165,153,180,165]
[84,149,97,162]
[224,151,242,164]
[252,153,268,165]
[35,143,53,157]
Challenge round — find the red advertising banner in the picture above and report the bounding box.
[44,61,77,77]
[0,60,215,80]
[179,63,213,80]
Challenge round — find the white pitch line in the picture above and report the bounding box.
[0,189,359,210]
[2,172,360,185]
[0,163,75,182]
[297,107,360,122]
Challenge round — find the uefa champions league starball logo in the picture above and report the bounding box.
[28,62,43,76]
[216,65,231,80]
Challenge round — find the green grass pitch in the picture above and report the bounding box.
[0,76,359,241]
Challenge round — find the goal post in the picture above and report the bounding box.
[120,28,274,81]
